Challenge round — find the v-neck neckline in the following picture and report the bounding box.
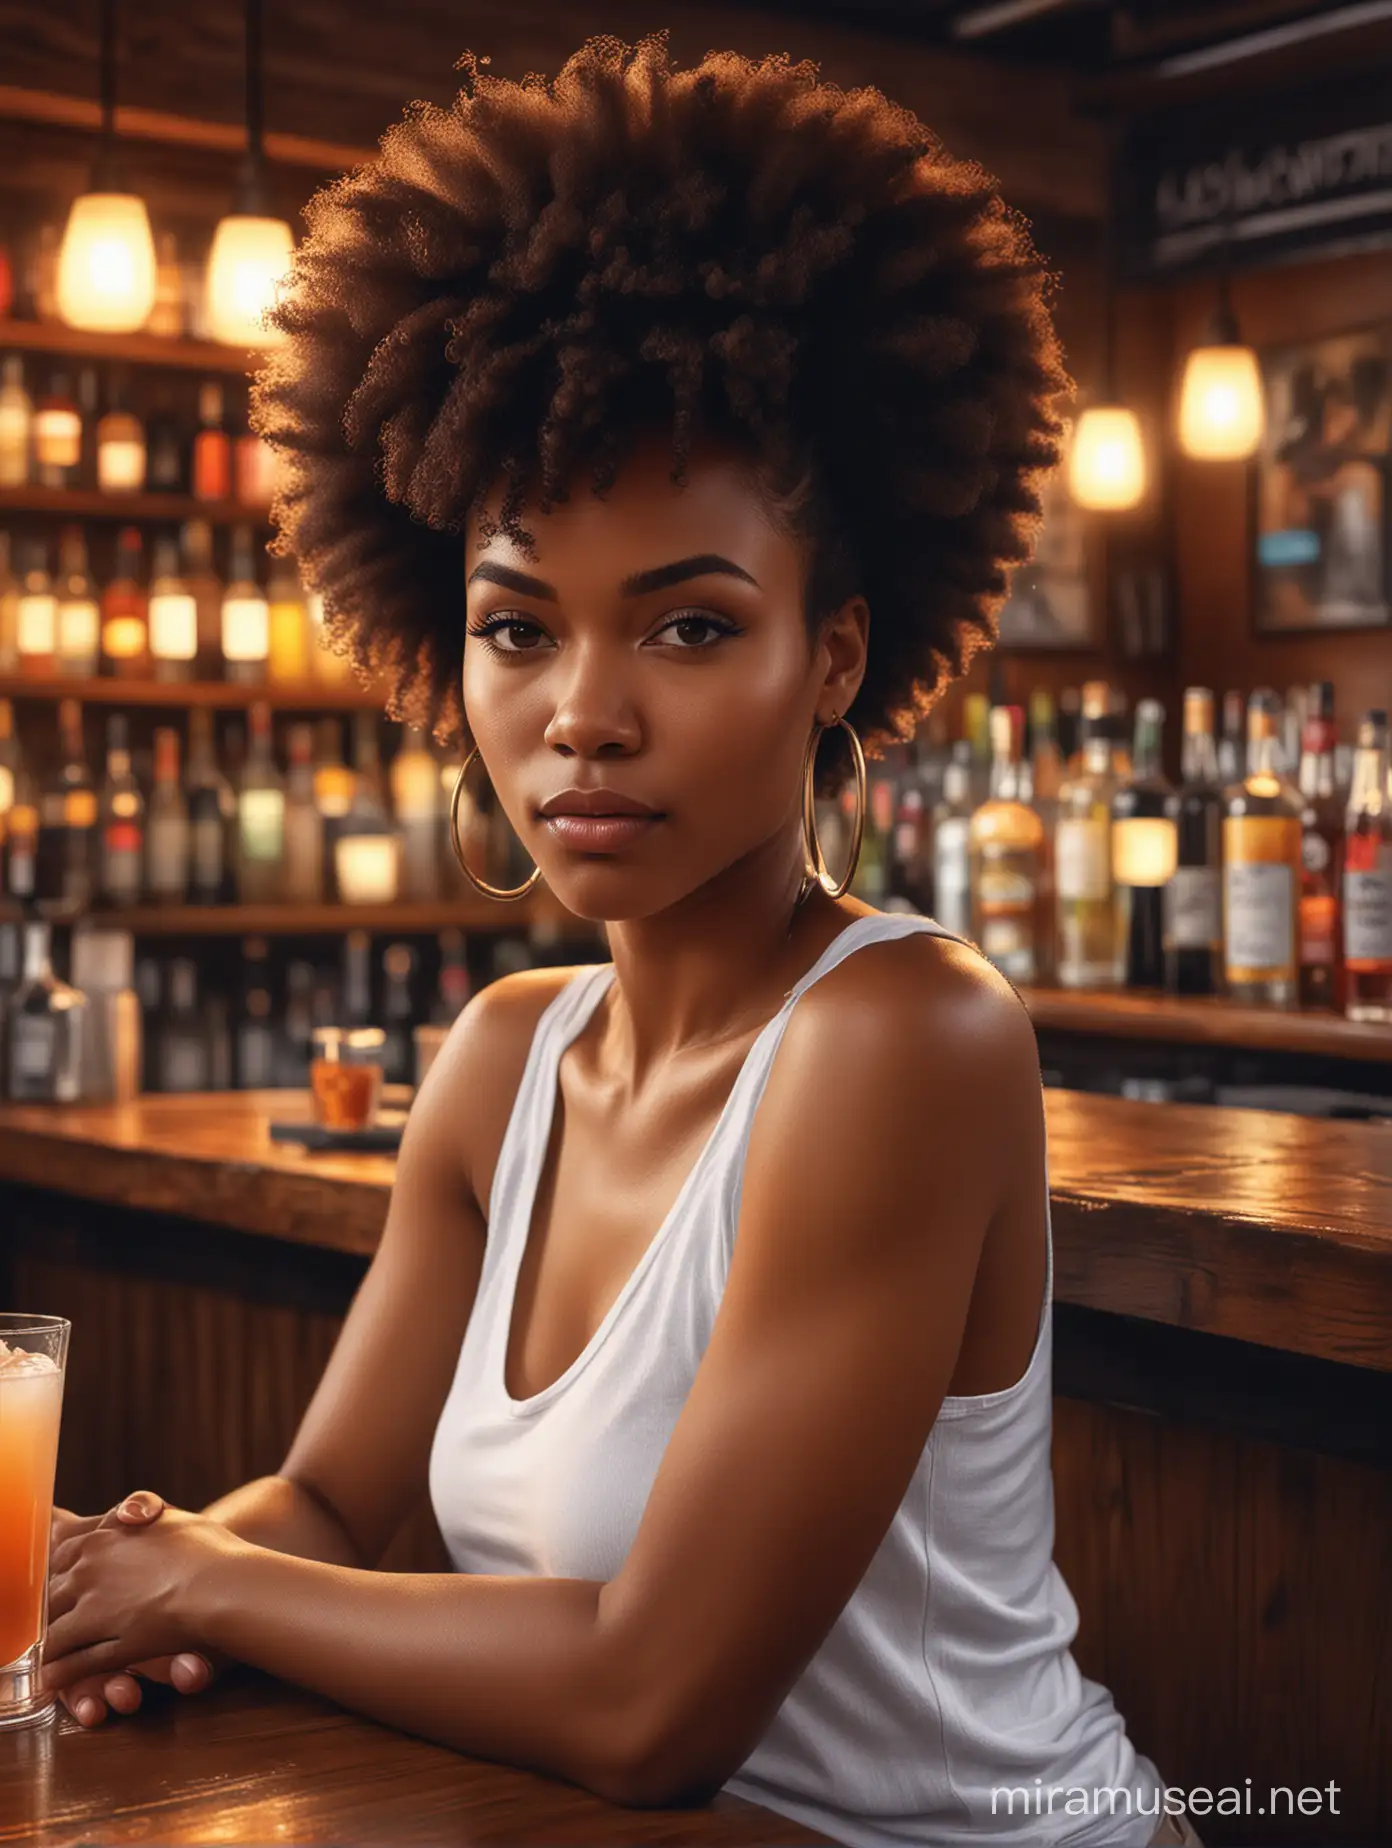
[496,914,890,1416]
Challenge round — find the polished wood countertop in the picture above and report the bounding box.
[2,1668,828,1846]
[1,1089,1389,1372]
[1020,985,1392,1062]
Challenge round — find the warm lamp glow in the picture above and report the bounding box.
[1067,405,1146,512]
[206,214,294,347]
[1178,344,1265,460]
[56,192,157,332]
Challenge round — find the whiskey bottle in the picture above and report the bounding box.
[282,722,323,904]
[186,709,233,905]
[969,705,1044,984]
[1222,690,1303,1008]
[1111,699,1176,990]
[1297,682,1343,1010]
[146,727,190,905]
[97,714,145,910]
[1055,682,1122,988]
[54,525,100,677]
[236,702,285,903]
[1342,709,1392,1023]
[7,919,86,1101]
[931,742,973,940]
[35,698,96,917]
[1165,688,1223,996]
[100,527,150,678]
[156,958,209,1092]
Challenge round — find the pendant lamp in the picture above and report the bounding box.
[207,0,294,348]
[1068,125,1145,513]
[56,0,158,333]
[1177,268,1265,462]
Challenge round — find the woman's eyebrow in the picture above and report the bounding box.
[467,561,558,600]
[621,554,760,595]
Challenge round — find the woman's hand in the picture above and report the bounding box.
[44,1492,245,1707]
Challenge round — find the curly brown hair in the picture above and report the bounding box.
[250,33,1069,790]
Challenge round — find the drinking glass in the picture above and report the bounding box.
[310,1026,385,1130]
[0,1314,69,1728]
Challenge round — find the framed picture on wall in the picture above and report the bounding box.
[996,420,1096,650]
[1254,324,1392,633]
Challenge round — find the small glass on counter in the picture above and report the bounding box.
[309,1026,385,1131]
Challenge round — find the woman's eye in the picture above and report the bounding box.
[654,611,738,649]
[467,614,547,655]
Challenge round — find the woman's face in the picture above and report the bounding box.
[462,434,865,921]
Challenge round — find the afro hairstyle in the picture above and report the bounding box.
[249,33,1070,792]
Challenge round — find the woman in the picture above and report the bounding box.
[44,37,1198,1848]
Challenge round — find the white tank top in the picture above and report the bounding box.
[429,912,1165,1846]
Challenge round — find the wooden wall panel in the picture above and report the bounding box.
[1053,1395,1392,1845]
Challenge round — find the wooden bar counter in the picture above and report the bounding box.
[2,1091,1390,1845]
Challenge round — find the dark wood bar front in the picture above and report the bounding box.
[1,1091,1390,1843]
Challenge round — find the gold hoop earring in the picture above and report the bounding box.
[449,747,543,902]
[800,711,866,900]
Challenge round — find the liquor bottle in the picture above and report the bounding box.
[95,368,147,492]
[1028,689,1064,809]
[237,937,277,1087]
[53,525,100,678]
[97,714,145,910]
[100,527,150,678]
[156,958,209,1092]
[146,727,190,905]
[180,518,223,676]
[69,925,141,1104]
[0,529,17,669]
[205,992,233,1090]
[282,722,323,903]
[135,955,161,1092]
[0,696,18,840]
[276,959,316,1087]
[343,930,373,1028]
[1056,687,1081,769]
[147,533,198,680]
[28,221,61,323]
[186,708,234,905]
[147,385,188,493]
[1165,688,1223,997]
[889,777,931,913]
[1105,689,1132,783]
[1,706,38,906]
[234,407,279,508]
[1342,709,1392,1023]
[7,920,86,1102]
[221,523,269,682]
[35,699,96,916]
[0,921,18,1082]
[0,354,32,486]
[968,706,1044,984]
[193,379,232,501]
[1222,689,1303,1008]
[1217,690,1245,785]
[75,366,100,490]
[335,712,399,904]
[850,778,893,905]
[15,535,57,677]
[1111,699,1176,991]
[1281,686,1306,781]
[32,369,81,488]
[1297,682,1343,1010]
[381,942,416,1084]
[267,557,311,681]
[431,927,472,1025]
[1055,682,1122,988]
[313,716,356,901]
[962,692,991,805]
[236,702,285,903]
[931,742,973,940]
[391,723,442,902]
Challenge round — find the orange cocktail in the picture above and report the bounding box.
[0,1319,68,1728]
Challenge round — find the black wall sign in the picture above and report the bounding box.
[1121,75,1392,281]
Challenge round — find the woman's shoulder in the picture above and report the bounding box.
[789,919,1039,1102]
[802,920,1035,1057]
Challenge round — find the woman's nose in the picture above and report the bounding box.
[542,667,642,757]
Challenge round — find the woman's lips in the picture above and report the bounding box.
[541,813,665,850]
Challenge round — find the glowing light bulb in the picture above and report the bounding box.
[1178,344,1265,461]
[56,193,158,333]
[1067,406,1146,512]
[206,214,294,348]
